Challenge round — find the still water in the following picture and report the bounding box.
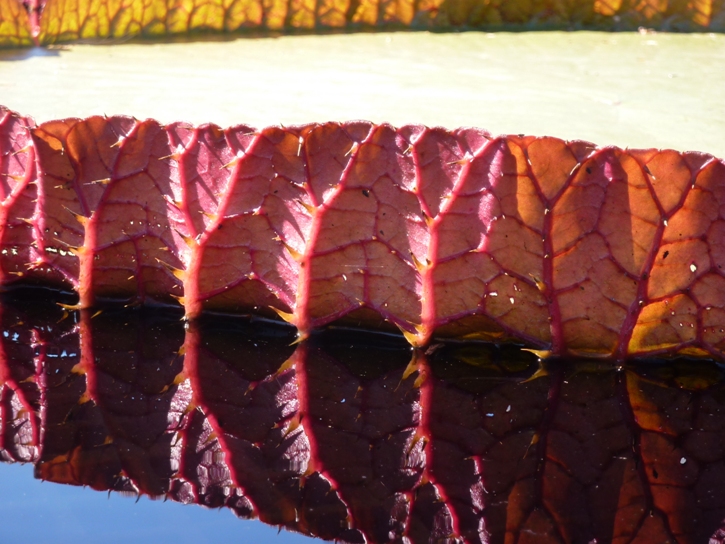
[1,291,725,543]
[0,463,312,542]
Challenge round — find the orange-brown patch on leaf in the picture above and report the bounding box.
[365,240,422,325]
[485,274,550,344]
[647,239,709,300]
[553,233,610,290]
[626,371,677,436]
[526,136,578,202]
[645,149,693,215]
[702,307,725,354]
[435,191,495,258]
[432,253,496,321]
[708,219,725,272]
[692,273,725,308]
[486,217,544,281]
[201,280,292,317]
[495,172,545,233]
[663,185,719,243]
[558,281,626,355]
[0,0,32,46]
[598,153,659,276]
[433,314,507,341]
[628,294,698,354]
[306,244,366,321]
[588,256,639,309]
[550,157,607,254]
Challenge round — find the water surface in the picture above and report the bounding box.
[2,295,725,542]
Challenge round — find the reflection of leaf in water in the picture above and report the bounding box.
[430,343,539,394]
[631,359,725,391]
[447,343,535,374]
[448,344,496,369]
[5,297,725,541]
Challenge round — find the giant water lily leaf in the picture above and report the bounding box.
[0,0,31,46]
[0,0,724,46]
[2,106,725,358]
[2,297,725,542]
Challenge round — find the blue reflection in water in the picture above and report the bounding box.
[0,463,313,543]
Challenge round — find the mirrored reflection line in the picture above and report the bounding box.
[30,323,45,455]
[34,329,51,461]
[0,368,39,455]
[75,311,144,496]
[292,344,356,535]
[75,310,97,408]
[415,351,461,541]
[174,405,204,504]
[0,309,41,462]
[181,322,259,519]
[400,352,426,543]
[617,370,678,543]
[525,364,567,544]
[0,384,35,460]
[358,351,421,544]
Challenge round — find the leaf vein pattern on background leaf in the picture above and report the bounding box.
[1,0,725,46]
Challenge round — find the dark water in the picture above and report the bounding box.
[2,292,725,543]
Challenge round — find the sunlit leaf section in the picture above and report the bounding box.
[0,0,32,46]
[29,0,724,43]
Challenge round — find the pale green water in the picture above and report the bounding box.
[1,31,724,155]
